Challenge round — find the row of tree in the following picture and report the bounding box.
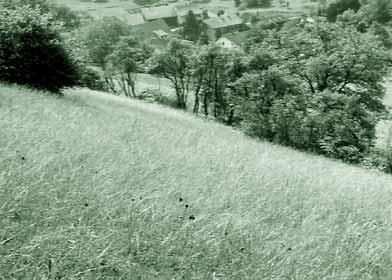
[70,5,392,165]
[148,17,390,163]
[318,0,392,24]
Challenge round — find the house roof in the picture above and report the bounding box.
[176,7,204,17]
[203,14,243,29]
[87,7,141,25]
[141,6,177,20]
[221,30,250,46]
[130,19,172,41]
[153,29,169,38]
[128,13,145,26]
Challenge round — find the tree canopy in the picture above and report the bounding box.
[235,18,390,162]
[0,5,80,92]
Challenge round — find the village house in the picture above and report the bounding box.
[87,7,145,26]
[130,19,179,50]
[215,30,250,50]
[140,6,178,27]
[203,14,245,41]
[128,13,145,26]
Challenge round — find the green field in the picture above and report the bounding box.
[50,0,140,13]
[2,84,392,279]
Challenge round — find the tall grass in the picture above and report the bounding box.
[1,84,392,279]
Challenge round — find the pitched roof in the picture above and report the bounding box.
[176,7,204,17]
[128,13,145,26]
[130,19,172,41]
[203,14,243,29]
[141,6,177,20]
[221,30,250,46]
[153,29,169,38]
[87,7,141,25]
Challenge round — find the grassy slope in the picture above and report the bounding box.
[1,85,392,279]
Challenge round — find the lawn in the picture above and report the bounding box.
[50,0,139,12]
[1,84,392,279]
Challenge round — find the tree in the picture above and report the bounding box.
[0,5,80,93]
[0,0,49,9]
[243,0,272,8]
[0,0,80,30]
[325,0,361,22]
[105,36,153,97]
[149,39,194,109]
[50,4,81,30]
[363,0,392,24]
[182,11,203,42]
[237,18,390,162]
[82,17,130,68]
[192,46,245,123]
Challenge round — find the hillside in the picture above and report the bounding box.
[2,84,392,279]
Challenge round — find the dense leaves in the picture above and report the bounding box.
[182,11,205,42]
[235,18,390,162]
[325,0,361,22]
[242,0,272,9]
[105,36,153,97]
[149,39,194,109]
[0,6,80,92]
[81,17,130,68]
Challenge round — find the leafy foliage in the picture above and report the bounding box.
[182,10,205,42]
[362,0,392,24]
[105,36,154,97]
[192,46,245,124]
[81,17,130,68]
[1,0,81,30]
[325,0,361,22]
[0,5,80,92]
[242,0,272,9]
[149,39,194,109]
[235,18,390,163]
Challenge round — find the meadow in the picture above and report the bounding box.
[51,0,139,12]
[2,84,392,279]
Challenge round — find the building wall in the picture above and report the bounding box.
[206,26,217,41]
[205,23,245,41]
[163,17,179,27]
[145,16,178,27]
[216,38,240,50]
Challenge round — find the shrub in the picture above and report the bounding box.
[0,6,80,93]
[79,67,105,91]
[325,0,361,22]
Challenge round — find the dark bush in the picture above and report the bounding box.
[0,6,80,93]
[325,0,361,22]
[79,67,105,91]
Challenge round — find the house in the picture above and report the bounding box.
[130,19,172,40]
[203,14,245,41]
[152,29,169,40]
[128,13,146,26]
[141,6,178,27]
[87,7,143,26]
[130,19,178,49]
[215,30,250,50]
